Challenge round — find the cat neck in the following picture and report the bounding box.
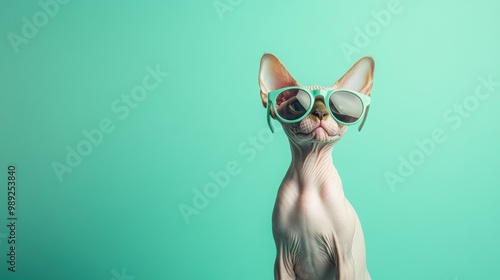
[285,141,344,195]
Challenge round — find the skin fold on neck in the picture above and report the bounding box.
[284,140,345,199]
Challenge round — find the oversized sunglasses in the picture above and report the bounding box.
[266,86,371,133]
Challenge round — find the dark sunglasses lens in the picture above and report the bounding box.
[276,89,311,121]
[329,90,363,124]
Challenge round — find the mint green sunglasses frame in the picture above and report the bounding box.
[266,86,371,133]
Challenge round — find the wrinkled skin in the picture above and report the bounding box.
[259,54,374,280]
[272,86,370,280]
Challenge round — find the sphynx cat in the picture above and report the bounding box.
[258,54,374,280]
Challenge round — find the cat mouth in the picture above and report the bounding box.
[297,125,337,137]
[296,128,339,142]
[313,126,326,132]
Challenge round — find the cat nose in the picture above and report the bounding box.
[312,109,328,120]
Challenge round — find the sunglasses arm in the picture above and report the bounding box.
[358,104,370,132]
[267,101,275,133]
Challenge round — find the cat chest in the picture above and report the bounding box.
[273,192,357,255]
[272,201,358,279]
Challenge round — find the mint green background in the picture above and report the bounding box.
[1,0,499,279]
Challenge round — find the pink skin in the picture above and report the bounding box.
[273,87,362,280]
[260,54,374,280]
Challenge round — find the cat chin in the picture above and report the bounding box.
[293,129,341,143]
[310,133,341,143]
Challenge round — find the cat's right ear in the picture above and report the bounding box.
[258,53,299,108]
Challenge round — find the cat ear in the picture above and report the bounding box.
[334,56,374,96]
[258,53,299,107]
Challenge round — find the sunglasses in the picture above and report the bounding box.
[266,86,371,133]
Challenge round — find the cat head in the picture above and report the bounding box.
[258,53,374,145]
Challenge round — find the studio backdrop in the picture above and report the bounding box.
[1,0,499,279]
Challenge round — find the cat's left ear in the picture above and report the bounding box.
[334,56,375,96]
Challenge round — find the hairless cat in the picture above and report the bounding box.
[258,54,374,280]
